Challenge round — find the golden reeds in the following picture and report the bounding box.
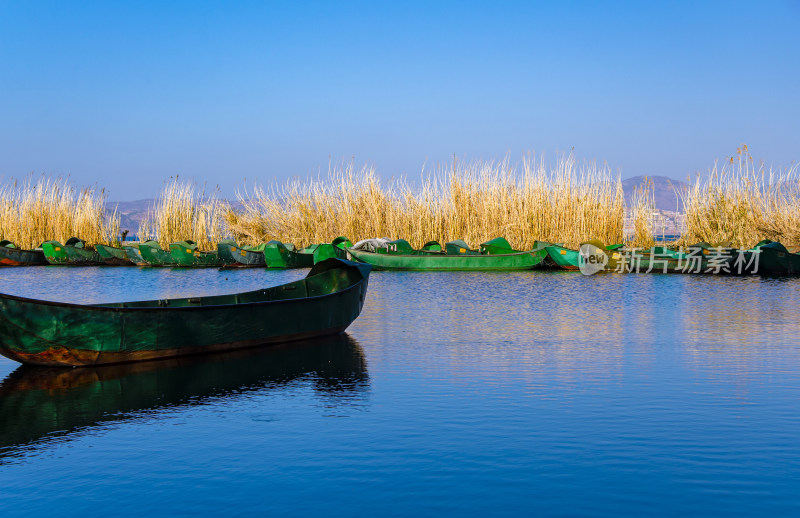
[0,175,120,250]
[679,146,800,248]
[628,177,656,249]
[225,153,625,250]
[138,177,227,249]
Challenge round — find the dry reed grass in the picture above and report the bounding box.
[679,146,800,248]
[627,178,657,248]
[0,175,120,250]
[138,177,227,249]
[225,154,625,250]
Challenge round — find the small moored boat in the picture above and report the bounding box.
[0,258,371,366]
[170,240,224,267]
[0,240,48,266]
[218,241,267,267]
[96,244,136,266]
[41,238,104,266]
[347,240,548,271]
[123,240,162,266]
[137,241,177,266]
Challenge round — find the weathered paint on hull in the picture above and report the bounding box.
[170,244,223,267]
[138,245,176,266]
[545,245,581,270]
[347,247,547,271]
[41,241,103,266]
[0,326,348,366]
[96,245,135,266]
[0,259,370,366]
[0,247,47,266]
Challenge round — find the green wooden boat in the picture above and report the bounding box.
[96,244,135,266]
[421,240,442,252]
[41,237,103,266]
[137,241,176,266]
[123,241,162,266]
[264,240,306,268]
[0,258,371,367]
[0,333,366,456]
[736,240,800,275]
[347,245,548,271]
[0,240,47,266]
[545,241,624,271]
[444,239,481,255]
[219,242,269,267]
[263,240,346,268]
[170,240,224,267]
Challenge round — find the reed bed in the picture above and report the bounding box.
[679,146,800,249]
[138,177,227,249]
[627,178,657,249]
[0,176,120,250]
[225,154,625,250]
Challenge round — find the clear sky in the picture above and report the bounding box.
[1,0,798,200]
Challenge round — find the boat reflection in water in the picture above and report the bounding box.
[0,333,368,460]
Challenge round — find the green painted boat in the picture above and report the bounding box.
[421,240,442,252]
[0,333,366,455]
[264,240,306,268]
[299,243,346,264]
[0,258,371,366]
[545,241,624,271]
[96,244,135,266]
[41,238,103,266]
[0,240,47,266]
[123,241,162,266]
[444,239,481,255]
[220,242,268,267]
[479,237,517,255]
[382,239,416,254]
[137,241,176,266]
[738,240,800,275]
[170,240,224,267]
[347,245,548,271]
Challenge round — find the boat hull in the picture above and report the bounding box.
[41,241,104,266]
[170,242,223,267]
[0,259,370,366]
[139,244,176,266]
[96,245,135,266]
[348,247,547,271]
[0,247,47,266]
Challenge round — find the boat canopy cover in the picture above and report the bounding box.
[352,237,393,253]
[445,239,477,255]
[0,240,16,248]
[65,237,86,248]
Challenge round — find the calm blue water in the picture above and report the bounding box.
[1,266,800,516]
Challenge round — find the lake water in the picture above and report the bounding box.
[1,266,799,516]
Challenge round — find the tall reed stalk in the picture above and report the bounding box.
[0,176,120,249]
[138,177,227,249]
[679,146,800,248]
[225,154,625,249]
[628,178,656,248]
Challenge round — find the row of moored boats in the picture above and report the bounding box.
[1,236,798,275]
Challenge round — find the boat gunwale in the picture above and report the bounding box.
[0,263,369,313]
[346,247,545,259]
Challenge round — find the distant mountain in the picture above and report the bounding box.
[622,175,688,212]
[106,199,155,233]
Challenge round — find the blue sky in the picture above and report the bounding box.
[1,0,798,200]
